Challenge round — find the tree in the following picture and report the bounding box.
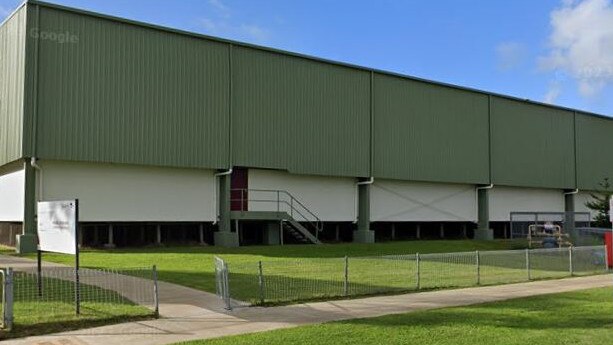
[585,178,613,228]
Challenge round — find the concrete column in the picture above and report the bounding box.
[156,224,162,245]
[214,172,239,247]
[503,223,508,239]
[16,160,38,253]
[78,226,83,246]
[353,179,375,243]
[140,226,146,243]
[416,224,421,240]
[564,191,575,236]
[335,224,340,242]
[462,223,468,238]
[475,186,494,240]
[263,221,281,245]
[199,224,205,245]
[391,223,396,240]
[105,224,115,248]
[439,223,445,239]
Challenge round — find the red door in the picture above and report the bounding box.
[231,168,248,211]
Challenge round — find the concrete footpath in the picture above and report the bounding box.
[3,264,611,345]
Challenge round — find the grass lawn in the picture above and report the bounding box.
[2,240,527,296]
[177,287,613,345]
[0,274,153,340]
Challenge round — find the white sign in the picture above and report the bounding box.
[37,200,78,255]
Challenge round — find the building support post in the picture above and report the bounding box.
[353,178,375,243]
[475,185,494,240]
[156,224,162,245]
[462,223,468,238]
[214,171,239,247]
[564,190,576,237]
[439,223,445,239]
[105,224,115,248]
[391,223,396,240]
[16,159,38,253]
[335,224,340,242]
[199,223,205,245]
[416,224,421,240]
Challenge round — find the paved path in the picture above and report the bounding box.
[2,254,610,345]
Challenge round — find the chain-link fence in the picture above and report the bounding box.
[215,246,608,309]
[0,266,159,332]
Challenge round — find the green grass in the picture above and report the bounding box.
[177,287,613,345]
[5,240,527,295]
[0,274,153,340]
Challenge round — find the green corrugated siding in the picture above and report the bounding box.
[31,6,230,169]
[373,74,489,184]
[0,6,26,167]
[490,97,575,189]
[232,46,370,177]
[576,113,613,191]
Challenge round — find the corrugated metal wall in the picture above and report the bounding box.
[490,97,576,189]
[0,6,26,167]
[4,1,609,192]
[373,74,490,184]
[31,6,230,169]
[576,113,613,191]
[232,46,371,177]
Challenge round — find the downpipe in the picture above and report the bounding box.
[213,168,233,225]
[30,157,43,201]
[354,177,374,224]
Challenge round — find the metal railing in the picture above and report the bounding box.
[0,266,158,332]
[214,246,608,309]
[231,188,323,239]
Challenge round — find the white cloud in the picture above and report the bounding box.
[539,0,613,98]
[197,1,272,44]
[496,41,526,71]
[543,81,563,103]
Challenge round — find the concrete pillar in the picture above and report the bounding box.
[416,224,421,240]
[199,224,205,245]
[439,223,445,239]
[105,224,115,248]
[391,223,396,240]
[462,223,468,238]
[503,223,508,239]
[475,186,494,240]
[263,221,281,245]
[214,172,239,247]
[353,179,375,243]
[156,224,162,245]
[16,160,38,253]
[564,191,575,236]
[335,224,340,242]
[78,226,83,246]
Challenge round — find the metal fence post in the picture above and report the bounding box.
[476,250,481,285]
[343,256,349,297]
[568,246,574,277]
[258,261,265,305]
[223,262,232,310]
[152,265,160,318]
[525,249,531,281]
[416,253,421,290]
[3,268,14,330]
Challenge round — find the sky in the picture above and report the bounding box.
[1,0,612,116]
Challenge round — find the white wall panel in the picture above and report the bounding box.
[575,191,596,220]
[0,169,24,221]
[248,169,356,221]
[41,161,216,222]
[371,180,477,222]
[489,186,564,221]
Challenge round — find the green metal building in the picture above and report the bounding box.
[1,1,611,252]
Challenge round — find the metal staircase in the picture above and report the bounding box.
[230,189,322,244]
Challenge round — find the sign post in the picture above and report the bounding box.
[36,199,80,315]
